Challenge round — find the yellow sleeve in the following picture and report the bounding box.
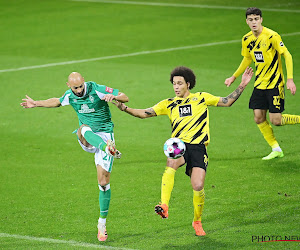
[283,50,293,79]
[152,99,168,116]
[272,34,287,55]
[201,92,220,106]
[233,56,252,78]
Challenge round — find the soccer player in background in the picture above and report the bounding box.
[20,72,129,242]
[225,7,299,160]
[113,66,253,236]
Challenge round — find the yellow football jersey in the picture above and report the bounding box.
[152,92,220,145]
[242,27,287,89]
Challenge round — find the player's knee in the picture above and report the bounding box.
[192,182,204,191]
[166,158,181,169]
[270,117,281,126]
[99,179,109,187]
[254,116,265,124]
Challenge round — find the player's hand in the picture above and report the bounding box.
[240,67,254,87]
[102,94,116,102]
[224,76,236,87]
[286,79,296,95]
[20,95,36,108]
[112,100,127,111]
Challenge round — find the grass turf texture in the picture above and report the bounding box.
[1,0,299,249]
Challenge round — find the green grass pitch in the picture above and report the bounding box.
[0,0,299,249]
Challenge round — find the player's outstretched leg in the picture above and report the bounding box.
[155,203,169,219]
[257,121,283,160]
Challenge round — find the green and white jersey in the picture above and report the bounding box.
[59,81,119,133]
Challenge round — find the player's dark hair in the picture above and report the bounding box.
[170,66,196,89]
[246,7,262,18]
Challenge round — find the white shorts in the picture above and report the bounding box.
[78,132,115,173]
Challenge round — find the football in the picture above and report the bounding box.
[163,138,186,159]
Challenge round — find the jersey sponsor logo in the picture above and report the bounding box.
[105,87,113,93]
[78,104,95,113]
[279,41,284,47]
[179,104,192,117]
[89,95,94,103]
[254,51,265,63]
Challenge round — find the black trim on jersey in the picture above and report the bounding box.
[190,122,207,143]
[244,35,251,41]
[267,43,272,51]
[167,102,178,112]
[256,40,261,49]
[172,119,182,133]
[274,74,283,88]
[255,65,266,82]
[188,110,208,131]
[264,51,278,76]
[198,98,205,105]
[247,39,257,52]
[269,35,273,39]
[184,98,190,104]
[266,63,279,88]
[173,121,191,138]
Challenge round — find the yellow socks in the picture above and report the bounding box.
[257,120,279,149]
[161,167,176,206]
[193,189,205,222]
[281,114,300,125]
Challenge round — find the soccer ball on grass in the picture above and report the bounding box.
[163,138,186,159]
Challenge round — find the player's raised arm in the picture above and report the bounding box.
[225,56,252,87]
[102,92,129,103]
[218,67,253,107]
[113,101,156,119]
[20,95,61,108]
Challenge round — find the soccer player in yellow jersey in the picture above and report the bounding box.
[113,66,253,236]
[225,7,299,160]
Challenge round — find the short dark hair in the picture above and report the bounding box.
[170,66,196,89]
[246,7,262,18]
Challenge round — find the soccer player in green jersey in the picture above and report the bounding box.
[113,66,253,236]
[225,7,300,160]
[20,72,129,242]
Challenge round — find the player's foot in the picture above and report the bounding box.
[155,203,169,219]
[97,223,108,242]
[262,151,284,160]
[192,221,206,236]
[105,140,122,159]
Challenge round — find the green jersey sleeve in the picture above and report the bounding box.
[59,90,72,106]
[93,82,119,99]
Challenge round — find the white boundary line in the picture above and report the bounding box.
[0,233,134,249]
[70,0,300,13]
[0,32,299,74]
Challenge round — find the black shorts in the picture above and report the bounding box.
[249,87,285,113]
[183,143,208,176]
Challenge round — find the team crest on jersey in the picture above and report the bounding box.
[73,99,77,103]
[179,104,192,117]
[254,51,264,63]
[78,104,95,113]
[89,95,94,103]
